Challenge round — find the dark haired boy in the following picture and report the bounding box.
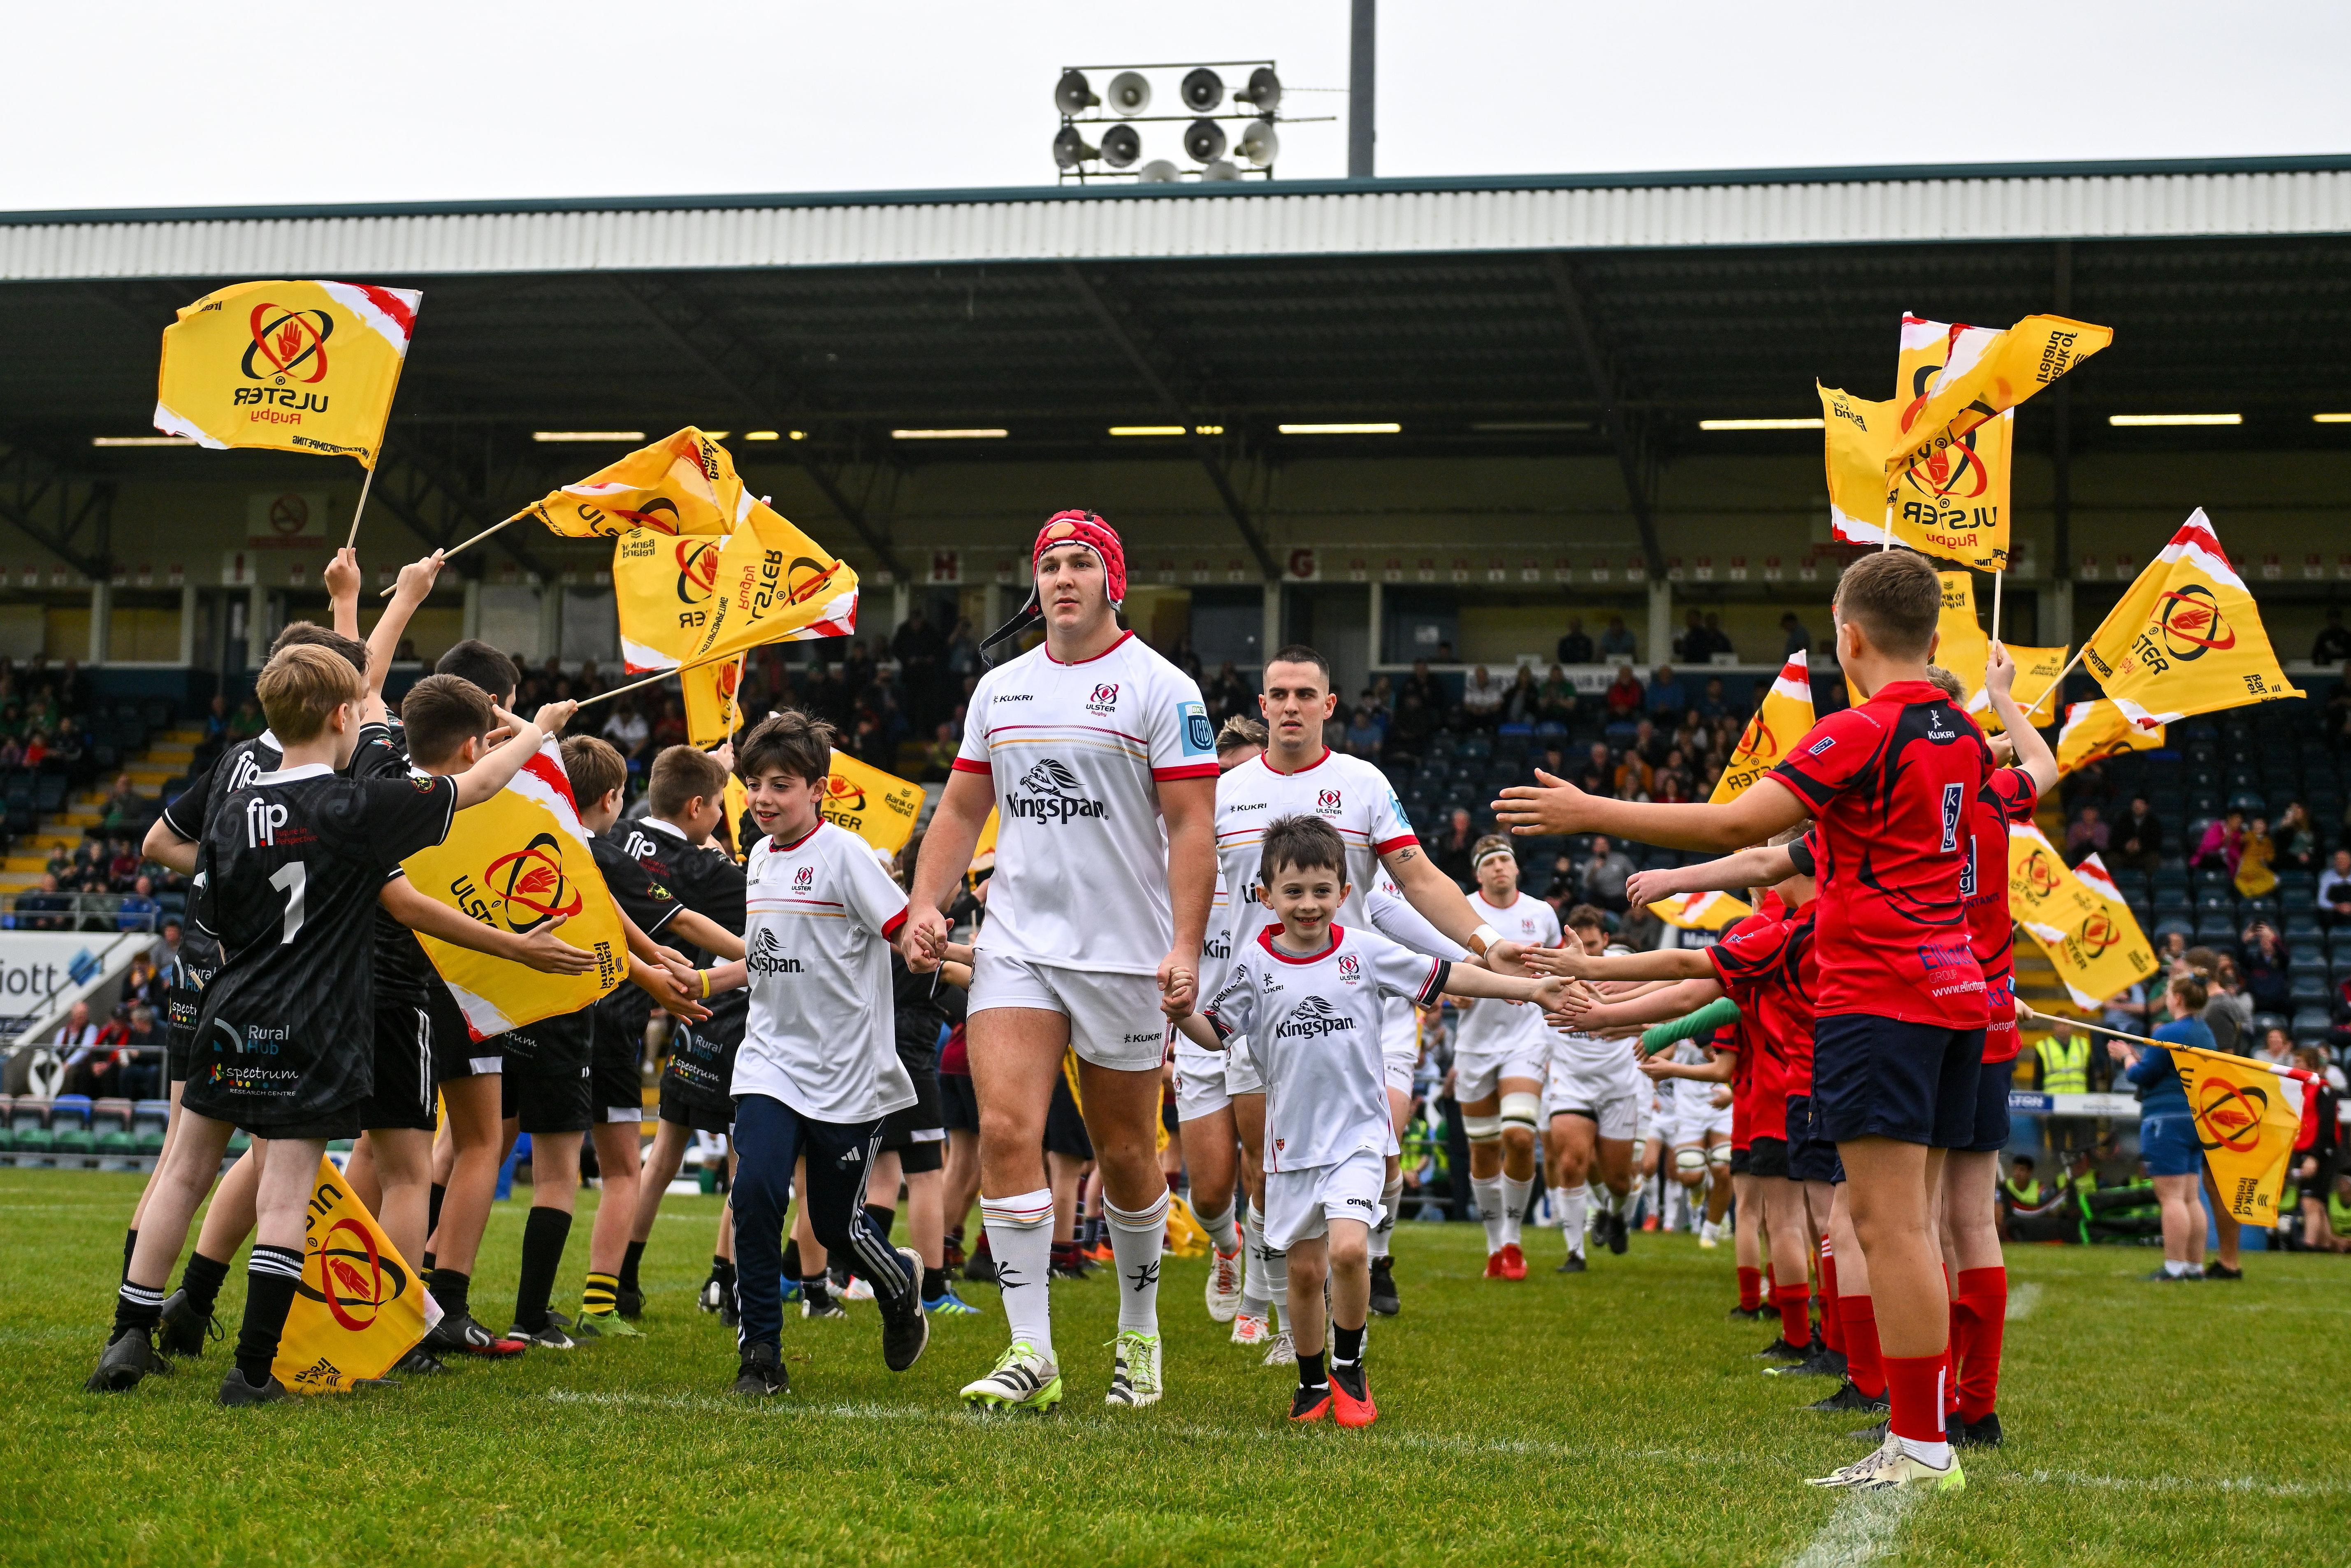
[1177,815,1568,1428]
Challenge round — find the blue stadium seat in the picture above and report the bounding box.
[2193,914,2239,946]
[2194,890,2234,915]
[2290,1006,2334,1040]
[2288,973,2331,1005]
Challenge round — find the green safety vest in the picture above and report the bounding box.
[2003,1178,2042,1206]
[2329,1190,2351,1240]
[2042,1034,2092,1095]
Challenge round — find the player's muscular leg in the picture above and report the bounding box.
[346,1135,381,1211]
[1552,1113,1597,1190]
[1075,1059,1167,1211]
[1703,1135,1735,1224]
[969,1008,1067,1197]
[1496,1077,1541,1182]
[430,1076,504,1276]
[1839,1138,1946,1358]
[1594,1136,1635,1199]
[1459,1091,1503,1181]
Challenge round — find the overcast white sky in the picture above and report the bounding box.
[12,1,2351,211]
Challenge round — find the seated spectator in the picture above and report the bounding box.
[1460,666,1505,728]
[1656,747,1696,801]
[118,1004,163,1100]
[121,953,166,1013]
[601,701,651,761]
[1699,612,1732,661]
[52,999,102,1088]
[1673,609,1709,664]
[1556,618,1594,665]
[2100,979,2151,1039]
[1576,742,1616,798]
[1433,808,1478,888]
[2319,848,2351,925]
[1206,662,1255,725]
[2274,802,2317,874]
[2237,923,2289,1015]
[1536,664,1578,728]
[1598,616,1637,660]
[1613,749,1653,801]
[1399,659,1446,716]
[2237,816,2279,899]
[43,843,70,883]
[107,839,141,891]
[1501,665,1541,726]
[1343,705,1384,758]
[1645,664,1686,715]
[228,698,265,741]
[1781,612,1813,659]
[2066,805,2110,865]
[2192,810,2244,872]
[2114,796,2164,872]
[1385,692,1437,763]
[1580,834,1636,912]
[99,774,144,832]
[1629,718,1668,767]
[118,875,160,932]
[1698,676,1729,718]
[0,733,20,770]
[16,872,70,930]
[1604,665,1643,720]
[2154,930,2188,970]
[21,731,47,769]
[202,692,230,744]
[2312,607,2351,666]
[2253,1025,2294,1071]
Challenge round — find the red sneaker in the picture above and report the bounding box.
[1332,1361,1378,1428]
[1290,1382,1332,1423]
[1641,1214,1659,1233]
[1484,1250,1508,1280]
[1498,1243,1528,1280]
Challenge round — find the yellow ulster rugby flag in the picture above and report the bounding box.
[970,808,1000,879]
[399,738,628,1039]
[154,280,419,468]
[2012,836,2160,1007]
[1888,315,2014,570]
[1649,890,1754,932]
[722,774,751,862]
[521,428,749,540]
[1882,314,2113,480]
[819,750,926,855]
[1932,570,1991,707]
[615,501,859,674]
[1966,645,2068,732]
[2165,1040,2311,1222]
[1709,656,1815,804]
[682,656,745,747]
[2079,510,2303,729]
[1820,383,1903,548]
[2055,698,2164,776]
[273,1157,428,1393]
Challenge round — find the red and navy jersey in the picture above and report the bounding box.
[1715,911,1780,1144]
[1707,901,1819,1097]
[1768,680,1991,1029]
[1968,765,2039,1065]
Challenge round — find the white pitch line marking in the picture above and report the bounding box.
[2005,1282,2043,1321]
[1782,1489,1920,1568]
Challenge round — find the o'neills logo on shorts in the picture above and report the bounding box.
[1274,996,1355,1041]
[1009,758,1108,823]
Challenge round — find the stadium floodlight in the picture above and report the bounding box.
[1107,71,1151,115]
[1109,425,1187,436]
[1101,124,1142,168]
[1180,67,1225,112]
[891,428,1008,439]
[1237,66,1283,113]
[1055,70,1099,114]
[1053,126,1100,169]
[1202,158,1240,181]
[1279,422,1401,434]
[1184,119,1228,164]
[91,436,196,447]
[2316,413,2351,423]
[1137,159,1180,183]
[1698,418,1823,431]
[1237,120,1280,167]
[534,431,646,442]
[744,430,780,441]
[2109,413,2240,426]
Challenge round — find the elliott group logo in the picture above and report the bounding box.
[1085,682,1120,716]
[1010,758,1108,823]
[1274,995,1356,1041]
[451,833,583,935]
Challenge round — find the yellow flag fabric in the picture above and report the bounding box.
[615,501,859,674]
[1162,1195,1212,1258]
[1882,314,2113,480]
[522,428,748,540]
[1710,656,1816,804]
[1649,890,1754,932]
[1966,645,2067,732]
[1822,383,2012,568]
[820,751,926,855]
[1887,315,2014,570]
[722,775,750,863]
[970,809,1000,877]
[1932,570,1991,707]
[2055,699,2165,776]
[2163,1039,2310,1223]
[682,656,745,748]
[2079,509,2304,728]
[399,739,629,1039]
[154,280,419,469]
[273,1157,428,1393]
[2012,836,2161,1007]
[1821,383,1903,549]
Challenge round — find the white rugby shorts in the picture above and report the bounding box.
[969,950,1168,1073]
[1263,1145,1391,1250]
[1454,1039,1550,1106]
[1544,1051,1644,1142]
[1173,1040,1232,1123]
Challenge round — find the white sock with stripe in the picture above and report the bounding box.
[980,1189,1056,1363]
[1104,1189,1170,1335]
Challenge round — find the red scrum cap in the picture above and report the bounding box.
[1032,509,1126,605]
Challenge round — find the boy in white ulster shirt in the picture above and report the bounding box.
[1448,835,1563,1280]
[702,711,928,1398]
[1179,815,1567,1427]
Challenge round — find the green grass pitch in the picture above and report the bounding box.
[4,1171,2346,1566]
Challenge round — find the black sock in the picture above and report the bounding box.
[801,1273,831,1308]
[778,1240,799,1280]
[113,1280,164,1341]
[713,1256,738,1291]
[233,1245,305,1386]
[945,1225,963,1250]
[513,1207,573,1332]
[420,1251,435,1273]
[921,1266,948,1300]
[620,1240,645,1293]
[428,1267,471,1320]
[182,1251,233,1319]
[1297,1349,1328,1389]
[866,1206,895,1246]
[427,1182,446,1240]
[1333,1323,1365,1365]
[121,1228,138,1283]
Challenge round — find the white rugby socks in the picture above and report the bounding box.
[1472,1173,1506,1253]
[1367,1174,1404,1260]
[1196,1199,1240,1256]
[980,1189,1056,1362]
[1558,1186,1588,1255]
[1103,1189,1170,1335]
[1499,1173,1534,1247]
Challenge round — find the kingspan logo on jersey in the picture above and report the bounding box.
[745,928,805,976]
[1010,758,1108,824]
[1274,995,1357,1041]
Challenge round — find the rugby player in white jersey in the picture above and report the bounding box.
[902,512,1217,1413]
[1540,903,1645,1271]
[1174,717,1266,1327]
[1447,836,1561,1279]
[1212,647,1513,1332]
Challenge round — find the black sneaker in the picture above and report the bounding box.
[733,1341,789,1397]
[963,1246,998,1286]
[1367,1256,1400,1317]
[1805,1380,1887,1414]
[880,1247,930,1373]
[158,1288,220,1360]
[1847,1418,1889,1443]
[1727,1303,1764,1321]
[1762,1346,1841,1378]
[801,1295,845,1321]
[507,1320,580,1350]
[1557,1252,1588,1274]
[1606,1211,1630,1255]
[2203,1262,2242,1281]
[616,1285,646,1319]
[86,1328,162,1392]
[1759,1302,1782,1320]
[425,1311,528,1359]
[218,1368,288,1406]
[392,1346,448,1376]
[1754,1334,1811,1363]
[1049,1252,1091,1282]
[1955,1412,2005,1448]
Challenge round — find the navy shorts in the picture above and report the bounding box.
[1812,1014,1985,1149]
[1787,1092,1844,1184]
[2138,1110,2202,1177]
[1964,1058,2015,1154]
[1747,1136,1789,1179]
[1728,1146,1752,1177]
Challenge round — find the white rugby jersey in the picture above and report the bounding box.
[733,820,916,1124]
[1549,942,1639,1073]
[955,632,1217,975]
[1175,872,1243,1076]
[1205,924,1448,1171]
[1449,890,1561,1061]
[1364,874,1470,961]
[1214,749,1417,978]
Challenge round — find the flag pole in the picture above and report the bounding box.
[573,665,682,712]
[377,510,529,596]
[1991,567,2003,642]
[344,463,378,550]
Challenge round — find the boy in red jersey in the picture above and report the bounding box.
[1499,550,1988,1493]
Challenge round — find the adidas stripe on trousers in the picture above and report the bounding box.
[731,1092,914,1353]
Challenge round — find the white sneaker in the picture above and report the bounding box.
[1698,1221,1720,1250]
[840,1275,875,1303]
[1808,1436,1966,1492]
[1205,1245,1243,1323]
[960,1341,1064,1413]
[1230,1311,1270,1347]
[1261,1328,1296,1367]
[1105,1329,1163,1408]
